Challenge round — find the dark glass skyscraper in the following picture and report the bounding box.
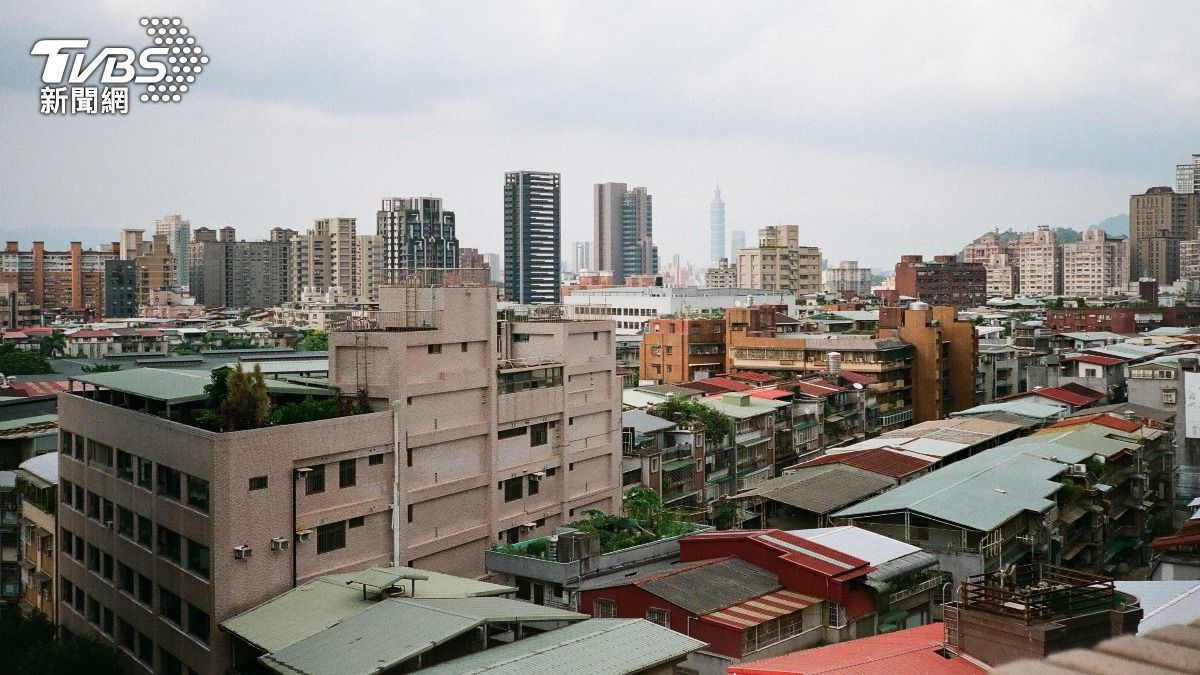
[504,171,561,304]
[376,197,460,283]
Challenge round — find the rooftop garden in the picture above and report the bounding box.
[194,364,359,431]
[650,399,730,444]
[492,486,698,558]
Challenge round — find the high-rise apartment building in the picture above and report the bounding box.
[377,197,460,283]
[879,305,979,423]
[704,258,737,288]
[355,234,384,304]
[823,260,873,298]
[504,172,562,304]
[963,232,1020,298]
[1181,240,1200,280]
[1177,154,1200,194]
[0,241,117,316]
[710,187,725,264]
[119,230,144,262]
[1130,186,1200,283]
[135,234,175,308]
[593,183,656,284]
[57,283,621,675]
[1062,227,1129,297]
[290,218,358,299]
[154,214,190,290]
[729,230,746,263]
[893,254,986,307]
[103,260,138,319]
[1010,225,1063,297]
[188,229,292,308]
[736,225,822,295]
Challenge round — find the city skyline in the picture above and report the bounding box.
[4,3,1200,269]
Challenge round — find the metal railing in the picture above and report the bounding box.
[330,309,441,332]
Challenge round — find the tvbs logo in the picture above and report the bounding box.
[31,17,208,115]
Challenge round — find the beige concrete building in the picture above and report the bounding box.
[704,258,737,288]
[355,233,384,304]
[135,234,175,307]
[1010,225,1062,297]
[822,260,873,298]
[15,453,57,621]
[291,218,358,300]
[1130,186,1200,283]
[736,225,821,296]
[1062,227,1129,297]
[57,283,621,675]
[964,232,1020,298]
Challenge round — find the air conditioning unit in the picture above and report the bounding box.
[520,522,537,533]
[271,537,290,551]
[233,545,252,560]
[1068,464,1087,476]
[531,471,546,481]
[104,520,114,530]
[296,529,312,543]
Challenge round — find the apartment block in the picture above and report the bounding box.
[188,230,292,309]
[15,453,57,621]
[822,260,873,298]
[1130,186,1200,283]
[1062,227,1129,297]
[640,316,726,384]
[737,225,822,296]
[104,260,138,319]
[704,258,737,288]
[505,171,562,304]
[57,284,622,675]
[879,304,979,423]
[1010,225,1063,297]
[0,241,118,317]
[593,182,657,284]
[135,233,175,307]
[893,254,986,307]
[289,218,358,299]
[154,214,190,290]
[377,197,460,283]
[964,232,1019,298]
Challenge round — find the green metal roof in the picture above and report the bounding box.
[418,619,706,675]
[220,567,516,654]
[73,367,334,405]
[259,598,586,675]
[0,414,57,431]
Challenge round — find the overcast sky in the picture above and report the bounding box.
[2,1,1199,269]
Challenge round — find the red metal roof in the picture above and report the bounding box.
[2,331,27,339]
[792,448,933,478]
[750,530,871,579]
[136,329,165,337]
[749,388,793,400]
[1152,518,1200,550]
[67,329,115,339]
[696,376,751,392]
[1049,414,1142,434]
[995,384,1104,407]
[794,379,846,396]
[1061,354,1128,367]
[7,380,69,397]
[677,381,730,394]
[836,370,879,386]
[729,622,984,674]
[701,589,819,630]
[727,371,778,384]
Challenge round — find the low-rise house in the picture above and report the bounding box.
[699,392,789,493]
[992,382,1106,413]
[620,409,706,516]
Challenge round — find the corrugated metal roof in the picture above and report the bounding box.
[622,409,676,435]
[788,526,922,567]
[417,619,706,675]
[740,465,895,515]
[16,451,58,484]
[638,557,781,615]
[729,622,984,674]
[791,448,932,478]
[952,400,1069,420]
[260,597,586,675]
[702,589,819,630]
[74,367,333,404]
[1116,581,1200,632]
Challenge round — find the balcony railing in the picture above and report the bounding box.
[330,309,442,332]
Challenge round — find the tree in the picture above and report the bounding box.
[299,331,329,352]
[0,343,54,375]
[269,395,337,425]
[652,398,731,444]
[80,363,121,374]
[0,610,123,675]
[624,486,664,533]
[38,333,66,358]
[218,364,271,431]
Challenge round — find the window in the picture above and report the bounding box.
[88,595,100,624]
[87,544,100,573]
[407,448,413,467]
[116,450,134,481]
[160,647,183,675]
[339,459,357,488]
[528,475,540,496]
[103,498,113,525]
[103,606,114,635]
[61,527,73,556]
[61,479,72,505]
[502,477,522,502]
[72,434,84,459]
[73,534,84,562]
[593,332,599,341]
[157,465,182,500]
[647,608,670,626]
[306,464,325,495]
[546,467,556,477]
[498,426,527,440]
[249,475,268,490]
[827,602,847,628]
[62,578,74,607]
[118,563,134,594]
[159,587,182,624]
[137,573,153,606]
[158,526,182,563]
[461,342,469,352]
[530,422,549,446]
[89,441,113,467]
[187,540,210,578]
[137,458,153,489]
[87,491,100,519]
[61,431,74,458]
[73,484,83,511]
[137,515,153,548]
[427,344,442,354]
[407,504,413,523]
[187,603,210,643]
[102,552,114,581]
[187,476,209,512]
[1164,390,1178,405]
[118,506,135,538]
[316,521,346,553]
[368,453,384,466]
[498,367,563,394]
[137,632,152,664]
[594,599,616,618]
[348,516,365,528]
[118,618,135,651]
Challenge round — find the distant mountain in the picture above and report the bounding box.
[1088,214,1128,238]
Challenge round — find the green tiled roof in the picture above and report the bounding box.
[73,367,334,405]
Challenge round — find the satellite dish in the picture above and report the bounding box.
[853,383,863,390]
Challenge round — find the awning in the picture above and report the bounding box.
[866,551,939,583]
[1061,504,1087,524]
[1063,541,1089,560]
[702,589,819,630]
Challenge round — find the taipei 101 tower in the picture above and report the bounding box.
[710,186,725,264]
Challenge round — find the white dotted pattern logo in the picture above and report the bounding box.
[138,17,208,104]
